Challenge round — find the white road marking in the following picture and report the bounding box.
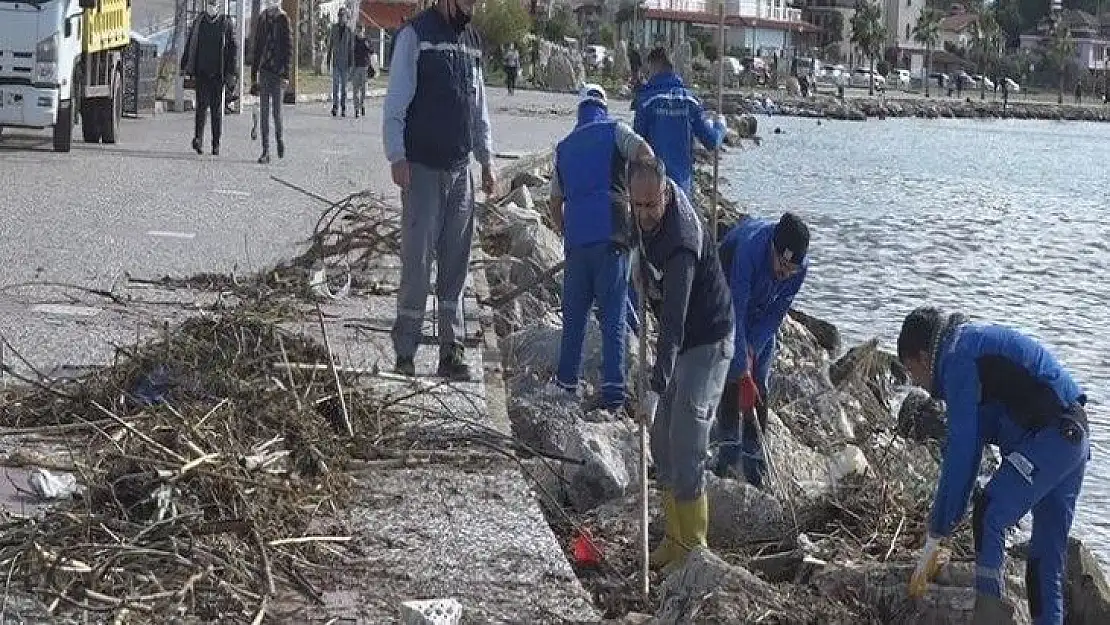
[31,304,102,317]
[147,231,196,239]
[213,189,252,197]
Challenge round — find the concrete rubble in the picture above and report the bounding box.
[475,151,1110,623]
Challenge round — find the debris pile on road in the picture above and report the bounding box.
[476,158,1110,624]
[0,312,422,622]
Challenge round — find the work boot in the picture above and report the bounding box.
[277,138,285,159]
[674,492,709,553]
[650,490,683,570]
[436,343,471,382]
[191,137,202,155]
[971,593,1016,625]
[394,356,415,377]
[258,151,270,165]
[211,143,219,156]
[331,105,337,117]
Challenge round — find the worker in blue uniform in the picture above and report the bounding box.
[549,84,653,409]
[899,307,1090,625]
[632,46,727,197]
[712,213,809,487]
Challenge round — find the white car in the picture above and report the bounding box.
[1003,77,1020,93]
[974,75,995,91]
[818,64,849,86]
[583,45,607,70]
[889,69,911,89]
[849,68,886,89]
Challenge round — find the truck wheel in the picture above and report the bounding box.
[81,100,101,143]
[102,71,122,144]
[53,102,74,152]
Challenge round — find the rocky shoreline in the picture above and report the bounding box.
[714,92,1110,123]
[477,156,1110,623]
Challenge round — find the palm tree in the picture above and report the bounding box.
[1047,21,1077,104]
[850,1,886,96]
[913,8,942,98]
[971,12,1000,100]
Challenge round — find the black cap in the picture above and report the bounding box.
[772,212,809,264]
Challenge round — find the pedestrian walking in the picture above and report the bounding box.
[250,0,293,164]
[713,213,809,489]
[627,157,734,570]
[181,0,239,156]
[327,8,355,117]
[503,43,520,95]
[352,23,375,118]
[633,46,726,197]
[548,85,653,410]
[383,0,495,380]
[898,307,1090,625]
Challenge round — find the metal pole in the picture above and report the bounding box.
[635,235,650,601]
[711,0,725,244]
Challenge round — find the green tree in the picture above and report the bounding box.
[599,24,615,47]
[971,12,1001,100]
[1047,22,1077,104]
[827,10,845,47]
[850,1,886,95]
[913,8,942,97]
[538,5,581,43]
[473,0,533,55]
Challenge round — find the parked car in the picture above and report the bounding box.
[955,71,977,89]
[974,75,995,91]
[849,68,886,89]
[889,68,911,90]
[583,45,608,70]
[1003,77,1020,93]
[818,64,849,86]
[928,72,950,88]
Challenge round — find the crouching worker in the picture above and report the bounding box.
[549,84,653,409]
[713,213,809,488]
[628,157,734,569]
[899,307,1089,625]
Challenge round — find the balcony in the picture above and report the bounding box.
[641,0,804,22]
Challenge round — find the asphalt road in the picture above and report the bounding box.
[0,89,580,378]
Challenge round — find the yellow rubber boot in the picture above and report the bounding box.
[650,490,682,569]
[674,492,709,555]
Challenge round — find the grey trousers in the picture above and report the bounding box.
[391,162,475,361]
[258,70,284,151]
[351,66,368,110]
[651,332,734,501]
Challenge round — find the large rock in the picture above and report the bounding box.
[500,319,637,390]
[655,548,775,625]
[807,560,1032,624]
[829,338,906,409]
[1065,537,1110,624]
[788,308,841,353]
[706,475,790,547]
[508,381,640,512]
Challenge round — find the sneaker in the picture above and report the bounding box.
[341,107,346,117]
[258,152,270,165]
[211,144,219,156]
[394,357,415,377]
[354,109,360,118]
[277,139,285,159]
[436,345,471,382]
[331,106,337,117]
[191,137,202,155]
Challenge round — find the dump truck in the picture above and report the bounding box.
[0,0,130,152]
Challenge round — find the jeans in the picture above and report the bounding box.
[194,75,224,146]
[258,70,284,151]
[351,65,368,112]
[331,65,349,111]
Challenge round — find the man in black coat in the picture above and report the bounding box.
[181,0,239,155]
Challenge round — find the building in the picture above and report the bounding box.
[884,0,927,73]
[638,0,819,58]
[938,9,977,51]
[1020,9,1110,73]
[799,0,856,61]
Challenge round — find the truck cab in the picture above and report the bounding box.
[0,0,129,152]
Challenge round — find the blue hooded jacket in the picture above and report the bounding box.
[633,71,726,196]
[927,321,1086,538]
[721,218,807,378]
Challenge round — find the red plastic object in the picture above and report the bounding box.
[572,529,602,567]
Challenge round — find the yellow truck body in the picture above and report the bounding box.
[83,0,131,54]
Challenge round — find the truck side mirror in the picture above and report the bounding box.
[64,19,72,38]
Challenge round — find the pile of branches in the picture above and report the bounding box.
[0,313,413,623]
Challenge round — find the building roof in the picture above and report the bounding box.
[642,8,821,33]
[939,13,977,33]
[360,0,420,30]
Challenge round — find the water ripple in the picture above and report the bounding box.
[723,116,1110,562]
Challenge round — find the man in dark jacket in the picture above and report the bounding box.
[713,213,809,488]
[898,307,1089,625]
[181,0,239,156]
[251,0,293,164]
[628,156,734,569]
[327,8,355,117]
[352,23,375,118]
[383,0,495,380]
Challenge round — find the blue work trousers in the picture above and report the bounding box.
[556,243,629,408]
[715,336,775,485]
[974,414,1089,625]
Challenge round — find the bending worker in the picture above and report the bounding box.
[633,46,727,196]
[899,307,1089,625]
[713,213,809,488]
[629,157,734,569]
[549,85,652,410]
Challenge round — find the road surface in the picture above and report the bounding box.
[0,89,582,378]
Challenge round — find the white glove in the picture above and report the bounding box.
[908,534,944,599]
[639,390,659,424]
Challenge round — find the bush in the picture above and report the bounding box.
[876,59,890,76]
[473,0,533,54]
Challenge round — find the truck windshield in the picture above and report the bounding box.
[0,0,44,5]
